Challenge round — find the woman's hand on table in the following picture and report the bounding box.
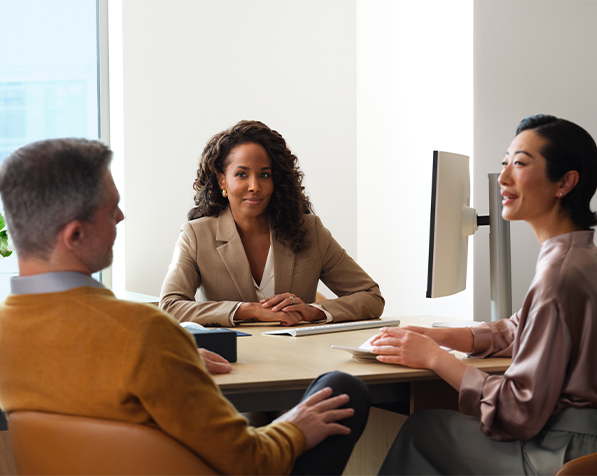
[199,348,232,375]
[398,324,474,353]
[261,293,326,323]
[369,327,445,369]
[370,326,469,392]
[236,301,304,326]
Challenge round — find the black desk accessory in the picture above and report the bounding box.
[186,328,237,362]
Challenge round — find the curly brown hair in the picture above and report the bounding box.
[188,120,314,253]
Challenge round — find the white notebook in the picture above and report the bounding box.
[330,335,379,361]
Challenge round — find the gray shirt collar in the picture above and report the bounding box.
[10,272,105,295]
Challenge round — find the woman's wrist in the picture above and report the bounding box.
[429,350,468,391]
[235,302,260,321]
[426,327,473,353]
[442,327,474,353]
[304,306,326,322]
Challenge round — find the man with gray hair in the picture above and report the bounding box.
[0,138,369,475]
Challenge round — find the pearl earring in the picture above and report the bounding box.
[222,190,228,198]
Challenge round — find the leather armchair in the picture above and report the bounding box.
[8,411,217,475]
[555,452,597,476]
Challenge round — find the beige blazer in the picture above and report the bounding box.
[159,206,384,327]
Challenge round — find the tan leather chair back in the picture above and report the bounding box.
[8,411,217,475]
[555,452,597,476]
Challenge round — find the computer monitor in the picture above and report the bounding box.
[426,150,512,321]
[426,151,478,298]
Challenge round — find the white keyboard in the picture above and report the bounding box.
[262,319,400,337]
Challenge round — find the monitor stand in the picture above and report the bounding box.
[477,173,512,321]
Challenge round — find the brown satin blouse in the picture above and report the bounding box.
[459,230,597,441]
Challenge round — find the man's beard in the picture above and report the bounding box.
[87,248,113,273]
[84,237,114,273]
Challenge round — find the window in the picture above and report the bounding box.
[0,0,102,294]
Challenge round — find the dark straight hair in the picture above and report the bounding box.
[516,114,597,229]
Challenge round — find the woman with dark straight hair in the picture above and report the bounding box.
[374,115,597,475]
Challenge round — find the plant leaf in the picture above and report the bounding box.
[0,232,12,258]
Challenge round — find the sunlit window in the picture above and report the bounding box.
[0,0,99,294]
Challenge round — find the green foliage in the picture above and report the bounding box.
[0,212,12,258]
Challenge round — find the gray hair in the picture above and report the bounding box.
[0,138,113,260]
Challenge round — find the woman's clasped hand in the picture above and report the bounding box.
[262,293,326,324]
[234,293,326,326]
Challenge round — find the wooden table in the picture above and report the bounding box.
[214,316,511,414]
[213,315,511,474]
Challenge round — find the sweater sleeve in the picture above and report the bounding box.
[123,312,305,474]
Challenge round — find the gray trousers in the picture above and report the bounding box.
[379,408,597,475]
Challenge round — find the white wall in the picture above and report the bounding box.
[119,1,597,323]
[473,0,597,321]
[113,0,478,320]
[117,0,357,297]
[357,0,474,319]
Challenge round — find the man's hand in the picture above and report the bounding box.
[198,348,232,375]
[274,387,353,450]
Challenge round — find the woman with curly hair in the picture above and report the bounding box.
[160,120,384,327]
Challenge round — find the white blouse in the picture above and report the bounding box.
[229,245,331,325]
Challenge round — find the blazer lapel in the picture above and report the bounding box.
[216,207,259,302]
[272,227,296,294]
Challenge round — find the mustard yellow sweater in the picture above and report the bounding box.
[0,287,305,474]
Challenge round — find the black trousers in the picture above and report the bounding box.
[291,371,371,476]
